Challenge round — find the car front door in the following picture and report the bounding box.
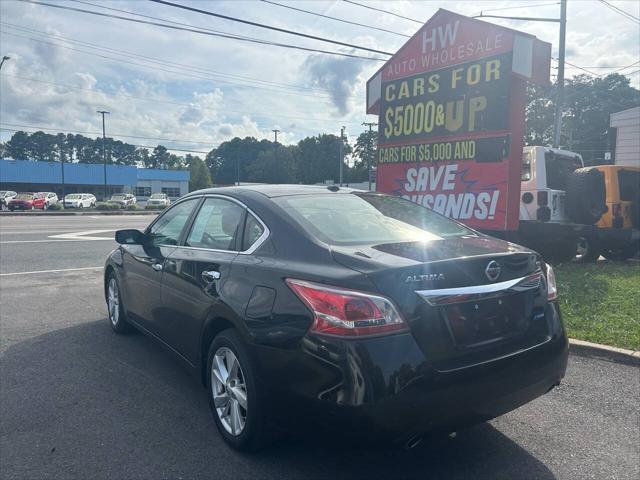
[119,197,200,334]
[157,196,246,365]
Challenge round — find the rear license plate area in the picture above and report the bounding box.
[442,294,530,348]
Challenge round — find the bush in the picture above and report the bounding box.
[48,203,64,211]
[126,204,139,210]
[145,204,167,210]
[96,202,120,210]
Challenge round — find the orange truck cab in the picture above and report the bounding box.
[577,165,640,261]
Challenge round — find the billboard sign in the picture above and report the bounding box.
[367,9,551,231]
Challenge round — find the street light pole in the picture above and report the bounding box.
[552,0,567,148]
[97,110,110,201]
[339,126,345,186]
[272,128,280,168]
[473,1,566,148]
[362,122,377,191]
[0,55,10,70]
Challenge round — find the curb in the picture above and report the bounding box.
[569,338,640,366]
[0,210,158,216]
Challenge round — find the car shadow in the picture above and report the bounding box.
[0,320,556,480]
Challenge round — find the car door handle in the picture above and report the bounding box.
[152,263,163,272]
[202,270,221,283]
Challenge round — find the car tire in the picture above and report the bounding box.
[575,235,601,263]
[106,273,135,334]
[206,329,272,452]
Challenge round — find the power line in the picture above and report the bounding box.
[0,73,365,126]
[0,127,212,153]
[0,123,217,146]
[598,0,640,23]
[260,0,410,38]
[19,0,386,61]
[148,0,393,55]
[342,0,423,24]
[473,2,560,15]
[0,30,353,102]
[0,22,342,97]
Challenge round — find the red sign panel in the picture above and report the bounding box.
[368,9,550,232]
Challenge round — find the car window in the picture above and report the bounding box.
[274,193,473,246]
[147,198,199,246]
[242,213,265,251]
[186,198,244,251]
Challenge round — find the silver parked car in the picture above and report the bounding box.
[108,194,137,208]
[146,193,171,207]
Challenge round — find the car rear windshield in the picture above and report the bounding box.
[111,195,125,200]
[150,194,164,199]
[16,193,33,200]
[273,193,474,246]
[66,194,81,199]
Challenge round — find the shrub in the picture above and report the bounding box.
[145,204,167,210]
[96,202,120,210]
[126,204,139,210]
[48,203,64,211]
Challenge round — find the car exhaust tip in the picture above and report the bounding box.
[404,434,423,450]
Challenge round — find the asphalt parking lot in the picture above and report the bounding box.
[0,214,638,480]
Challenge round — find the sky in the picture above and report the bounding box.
[0,0,639,156]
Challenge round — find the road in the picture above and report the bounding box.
[1,215,638,479]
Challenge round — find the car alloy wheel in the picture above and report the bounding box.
[211,347,248,436]
[107,277,120,327]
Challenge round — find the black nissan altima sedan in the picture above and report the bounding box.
[105,185,568,451]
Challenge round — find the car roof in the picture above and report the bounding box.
[186,184,365,199]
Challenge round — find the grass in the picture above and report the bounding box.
[554,261,640,350]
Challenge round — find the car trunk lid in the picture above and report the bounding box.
[331,235,551,371]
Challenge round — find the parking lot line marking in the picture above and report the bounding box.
[0,266,104,276]
[49,229,116,240]
[0,239,113,244]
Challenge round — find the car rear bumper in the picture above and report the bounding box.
[252,301,568,442]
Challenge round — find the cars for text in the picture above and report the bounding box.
[105,185,568,452]
[108,193,137,208]
[64,193,97,209]
[146,193,171,207]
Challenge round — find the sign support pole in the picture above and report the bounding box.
[553,0,567,148]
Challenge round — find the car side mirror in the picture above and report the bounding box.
[115,229,146,245]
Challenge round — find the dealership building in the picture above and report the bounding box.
[0,159,190,200]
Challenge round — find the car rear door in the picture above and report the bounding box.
[119,197,200,333]
[157,196,247,365]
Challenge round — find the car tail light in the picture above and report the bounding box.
[286,279,408,337]
[545,264,557,301]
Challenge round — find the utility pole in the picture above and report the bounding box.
[272,128,280,168]
[97,110,110,201]
[0,55,10,70]
[362,122,377,191]
[553,0,567,148]
[339,126,346,186]
[473,1,566,147]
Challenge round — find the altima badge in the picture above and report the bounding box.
[485,260,501,281]
[405,273,445,283]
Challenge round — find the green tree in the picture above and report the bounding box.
[526,73,639,164]
[349,129,377,183]
[296,134,351,184]
[247,145,296,183]
[207,137,275,185]
[5,131,30,160]
[188,156,212,191]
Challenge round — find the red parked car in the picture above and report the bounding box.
[8,192,47,210]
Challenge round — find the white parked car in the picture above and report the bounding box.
[108,193,137,208]
[64,193,97,209]
[39,192,59,209]
[0,190,17,210]
[146,193,171,207]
